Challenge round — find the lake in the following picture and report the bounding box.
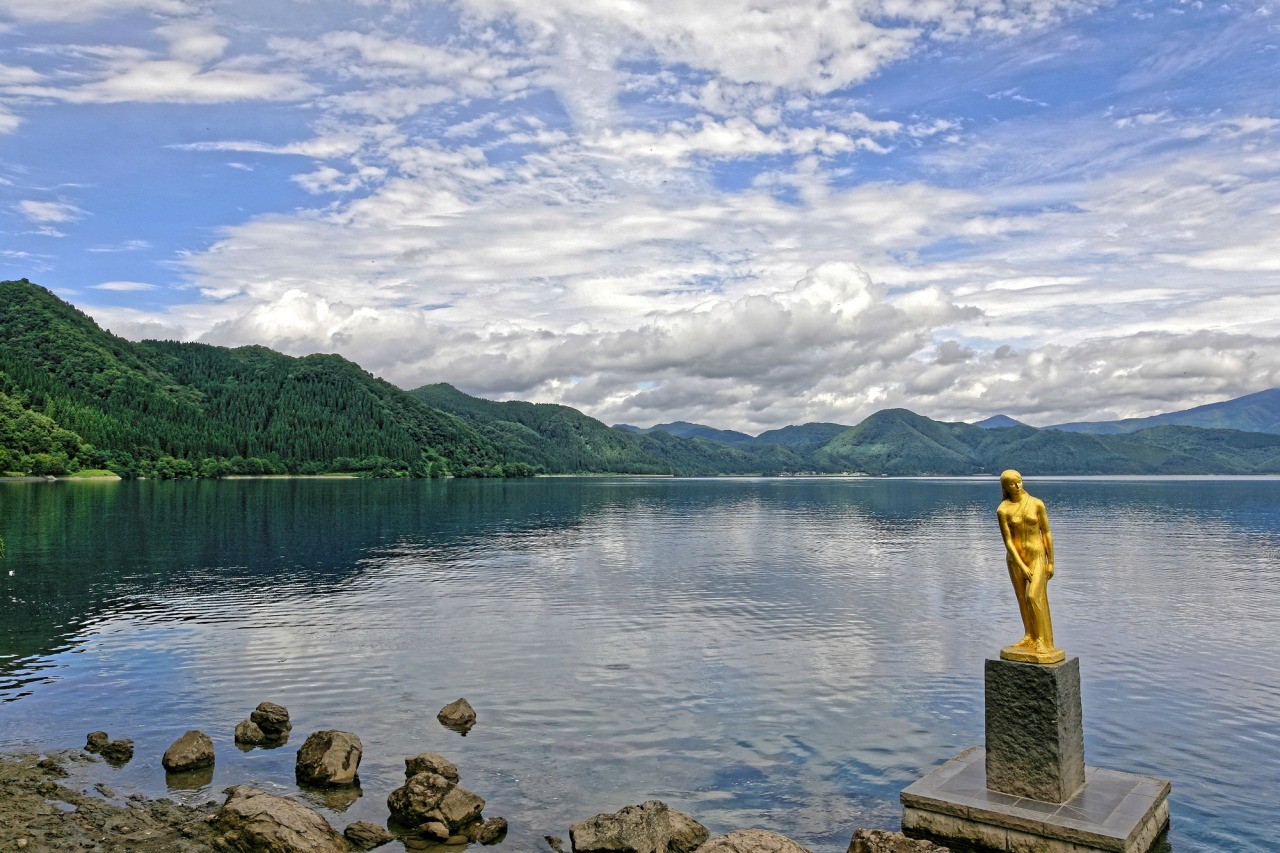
[1,477,1276,851]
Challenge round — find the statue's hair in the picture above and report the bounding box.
[1000,469,1022,500]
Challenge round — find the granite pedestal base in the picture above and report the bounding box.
[986,657,1085,803]
[901,748,1170,853]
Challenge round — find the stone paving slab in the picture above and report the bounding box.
[901,747,1170,853]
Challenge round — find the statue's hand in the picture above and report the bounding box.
[1047,562,1055,578]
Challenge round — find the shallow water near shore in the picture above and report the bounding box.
[1,476,1277,851]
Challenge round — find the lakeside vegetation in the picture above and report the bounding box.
[4,278,1280,479]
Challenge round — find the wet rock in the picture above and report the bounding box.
[211,785,346,853]
[405,752,459,784]
[694,829,812,853]
[100,738,134,766]
[847,829,951,853]
[387,771,454,827]
[37,757,68,777]
[475,816,509,845]
[84,732,109,753]
[421,821,450,841]
[432,784,485,829]
[235,720,269,745]
[344,820,395,850]
[545,836,568,853]
[295,730,362,787]
[250,702,292,737]
[437,697,477,733]
[571,800,708,853]
[162,730,214,773]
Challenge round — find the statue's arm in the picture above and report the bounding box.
[1038,499,1054,577]
[998,508,1030,578]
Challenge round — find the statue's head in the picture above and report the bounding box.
[1000,469,1023,500]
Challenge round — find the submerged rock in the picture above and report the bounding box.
[162,730,214,774]
[436,698,477,734]
[474,816,509,845]
[847,829,951,853]
[344,819,395,850]
[212,785,346,853]
[84,732,133,765]
[570,800,709,853]
[84,732,109,753]
[694,829,812,853]
[295,730,362,787]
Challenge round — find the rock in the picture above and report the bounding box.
[475,816,508,845]
[432,784,485,830]
[387,772,454,827]
[84,732,109,753]
[405,752,459,783]
[570,800,708,853]
[847,829,951,853]
[437,698,477,733]
[162,730,214,773]
[695,830,812,853]
[545,836,568,853]
[250,702,292,737]
[344,820,395,850]
[99,738,134,765]
[212,785,347,853]
[295,730,362,787]
[421,821,450,841]
[37,757,68,777]
[235,720,269,746]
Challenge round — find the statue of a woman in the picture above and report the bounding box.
[996,470,1064,663]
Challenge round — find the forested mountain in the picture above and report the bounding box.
[614,421,757,444]
[4,278,1280,479]
[0,279,504,477]
[1048,388,1280,435]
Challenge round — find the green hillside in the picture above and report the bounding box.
[0,279,503,478]
[1048,388,1280,435]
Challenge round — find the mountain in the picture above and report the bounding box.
[613,420,757,444]
[1048,389,1280,435]
[973,414,1028,429]
[414,383,805,475]
[0,279,503,477]
[6,278,1280,479]
[754,422,852,448]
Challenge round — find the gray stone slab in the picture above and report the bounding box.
[985,656,1086,803]
[901,748,1170,853]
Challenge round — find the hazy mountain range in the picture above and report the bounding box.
[4,279,1280,478]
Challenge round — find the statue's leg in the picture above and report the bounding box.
[1026,564,1054,649]
[1007,558,1033,645]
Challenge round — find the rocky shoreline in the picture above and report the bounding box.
[0,699,949,853]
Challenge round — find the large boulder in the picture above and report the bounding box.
[694,830,812,853]
[474,816,509,845]
[570,800,709,853]
[295,730,362,787]
[437,698,477,733]
[162,730,215,773]
[212,786,347,853]
[434,785,485,829]
[405,752,459,784]
[387,771,455,827]
[847,829,951,852]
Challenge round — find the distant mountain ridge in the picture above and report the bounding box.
[1047,389,1280,435]
[5,278,1280,478]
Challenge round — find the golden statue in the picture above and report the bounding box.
[996,470,1064,664]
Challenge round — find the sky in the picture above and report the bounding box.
[1,0,1279,433]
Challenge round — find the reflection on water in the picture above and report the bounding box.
[1,477,1277,851]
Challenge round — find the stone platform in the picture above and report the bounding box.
[901,747,1170,853]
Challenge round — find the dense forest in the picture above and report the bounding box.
[4,278,1280,479]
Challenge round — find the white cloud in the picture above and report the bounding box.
[0,0,191,24]
[90,280,159,291]
[17,199,84,223]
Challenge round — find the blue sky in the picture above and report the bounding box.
[2,0,1278,431]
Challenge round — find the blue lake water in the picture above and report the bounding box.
[0,477,1276,851]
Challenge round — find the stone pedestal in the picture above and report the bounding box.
[898,656,1170,853]
[985,657,1085,803]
